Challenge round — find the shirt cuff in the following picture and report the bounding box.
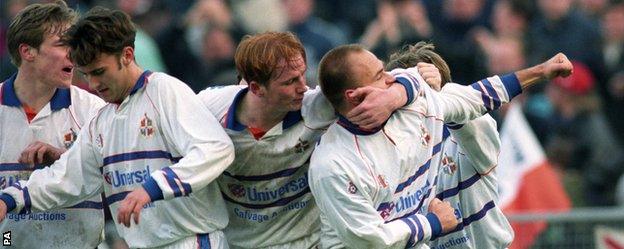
[426,212,443,239]
[142,178,164,202]
[0,193,16,212]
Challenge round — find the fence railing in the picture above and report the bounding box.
[506,207,624,249]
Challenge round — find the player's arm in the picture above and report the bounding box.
[117,78,235,227]
[448,115,501,174]
[0,126,104,220]
[197,85,246,117]
[394,53,573,124]
[309,157,456,248]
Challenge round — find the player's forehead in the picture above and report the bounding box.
[271,54,306,81]
[77,53,114,72]
[350,50,383,81]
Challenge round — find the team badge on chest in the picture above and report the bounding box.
[63,128,77,149]
[294,138,310,153]
[419,124,431,146]
[139,113,155,138]
[442,154,457,175]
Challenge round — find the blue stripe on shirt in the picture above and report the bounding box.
[106,191,130,205]
[20,187,31,215]
[223,165,303,181]
[471,82,493,112]
[221,187,311,209]
[162,167,192,196]
[441,200,497,236]
[102,150,176,167]
[436,173,482,200]
[0,163,46,171]
[197,233,211,249]
[68,200,103,209]
[481,78,501,110]
[400,217,417,248]
[395,77,415,106]
[501,73,522,98]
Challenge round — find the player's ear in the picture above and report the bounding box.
[344,89,358,105]
[120,46,134,66]
[19,44,36,62]
[249,81,265,97]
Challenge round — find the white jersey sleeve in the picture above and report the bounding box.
[141,75,235,201]
[309,155,442,249]
[391,67,522,125]
[0,125,104,213]
[449,115,500,174]
[301,87,336,129]
[69,86,106,125]
[197,85,245,117]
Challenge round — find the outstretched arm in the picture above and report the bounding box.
[0,128,104,221]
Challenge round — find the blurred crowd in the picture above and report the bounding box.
[2,0,624,208]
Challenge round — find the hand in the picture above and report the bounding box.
[0,201,6,222]
[117,187,151,228]
[417,62,442,91]
[346,85,404,130]
[428,198,458,233]
[18,141,66,166]
[542,53,573,80]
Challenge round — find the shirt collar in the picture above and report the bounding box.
[336,113,384,135]
[1,73,71,111]
[129,70,152,96]
[225,87,303,131]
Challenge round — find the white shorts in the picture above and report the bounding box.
[151,230,229,249]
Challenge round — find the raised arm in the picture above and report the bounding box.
[392,53,573,125]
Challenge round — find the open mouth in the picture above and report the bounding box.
[62,66,73,73]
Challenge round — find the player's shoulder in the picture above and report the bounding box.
[146,71,187,88]
[69,85,104,103]
[197,85,246,102]
[310,126,358,174]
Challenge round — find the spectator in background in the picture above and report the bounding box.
[282,0,346,85]
[0,0,28,80]
[157,0,241,91]
[544,61,624,206]
[116,0,167,72]
[315,0,376,41]
[600,2,624,141]
[577,0,610,22]
[473,0,532,49]
[527,0,603,74]
[360,0,432,60]
[428,0,493,84]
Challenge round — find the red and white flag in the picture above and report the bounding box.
[497,103,571,249]
[596,226,624,249]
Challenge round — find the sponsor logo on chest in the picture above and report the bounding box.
[104,166,152,188]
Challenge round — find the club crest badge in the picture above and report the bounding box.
[347,181,358,194]
[442,154,457,175]
[63,128,77,149]
[420,124,431,146]
[294,139,310,153]
[377,174,388,188]
[139,113,155,138]
[228,184,246,198]
[95,134,104,148]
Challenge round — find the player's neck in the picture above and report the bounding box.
[13,68,57,112]
[118,64,145,103]
[238,93,288,131]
